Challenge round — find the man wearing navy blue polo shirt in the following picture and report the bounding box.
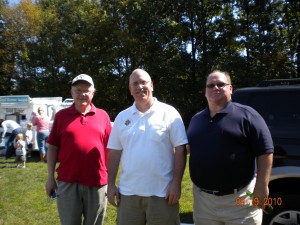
[187,70,274,225]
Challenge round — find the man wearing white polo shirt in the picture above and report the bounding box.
[107,68,188,225]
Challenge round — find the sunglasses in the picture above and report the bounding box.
[206,82,230,89]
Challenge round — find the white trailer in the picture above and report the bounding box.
[0,95,64,150]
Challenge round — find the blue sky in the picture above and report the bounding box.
[9,0,21,5]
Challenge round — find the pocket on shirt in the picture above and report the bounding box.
[150,124,168,141]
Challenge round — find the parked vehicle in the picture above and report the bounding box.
[61,98,74,108]
[0,95,71,151]
[232,79,300,225]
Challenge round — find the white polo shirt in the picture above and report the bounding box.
[107,98,188,197]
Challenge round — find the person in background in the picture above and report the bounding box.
[0,119,23,159]
[14,133,26,168]
[49,106,59,131]
[31,107,50,162]
[25,122,34,158]
[0,121,3,137]
[46,74,112,225]
[187,70,274,225]
[107,68,187,225]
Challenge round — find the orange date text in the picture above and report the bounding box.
[236,197,282,207]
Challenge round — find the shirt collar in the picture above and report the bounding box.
[204,101,233,116]
[69,103,96,115]
[130,97,157,115]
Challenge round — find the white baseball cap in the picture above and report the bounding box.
[72,74,94,86]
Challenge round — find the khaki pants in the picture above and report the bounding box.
[193,178,262,225]
[117,194,180,225]
[57,181,107,225]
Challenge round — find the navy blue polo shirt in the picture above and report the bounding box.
[187,101,273,191]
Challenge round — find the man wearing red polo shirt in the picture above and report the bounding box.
[45,74,112,225]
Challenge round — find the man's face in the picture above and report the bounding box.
[71,82,95,106]
[129,71,153,104]
[205,72,232,104]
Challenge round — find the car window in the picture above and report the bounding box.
[242,90,300,139]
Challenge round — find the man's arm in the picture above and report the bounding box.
[166,144,187,204]
[107,149,122,207]
[1,122,7,139]
[45,143,58,197]
[253,153,273,208]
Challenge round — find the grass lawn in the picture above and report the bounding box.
[0,154,193,225]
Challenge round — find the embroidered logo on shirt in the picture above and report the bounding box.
[124,119,131,126]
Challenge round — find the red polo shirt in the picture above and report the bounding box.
[47,104,112,186]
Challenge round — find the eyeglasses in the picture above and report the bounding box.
[130,80,150,87]
[206,82,230,89]
[72,89,93,95]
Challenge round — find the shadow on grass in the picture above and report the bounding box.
[180,211,194,223]
[0,156,16,167]
[0,152,43,168]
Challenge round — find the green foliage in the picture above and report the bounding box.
[0,155,193,224]
[0,0,299,124]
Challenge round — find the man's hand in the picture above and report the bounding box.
[165,181,181,205]
[253,185,269,209]
[107,184,120,207]
[45,179,57,198]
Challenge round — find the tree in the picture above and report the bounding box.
[0,0,298,125]
[0,0,41,95]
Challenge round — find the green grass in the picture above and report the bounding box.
[0,154,193,225]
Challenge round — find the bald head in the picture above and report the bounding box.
[129,69,152,85]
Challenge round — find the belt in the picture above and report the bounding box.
[199,185,246,196]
